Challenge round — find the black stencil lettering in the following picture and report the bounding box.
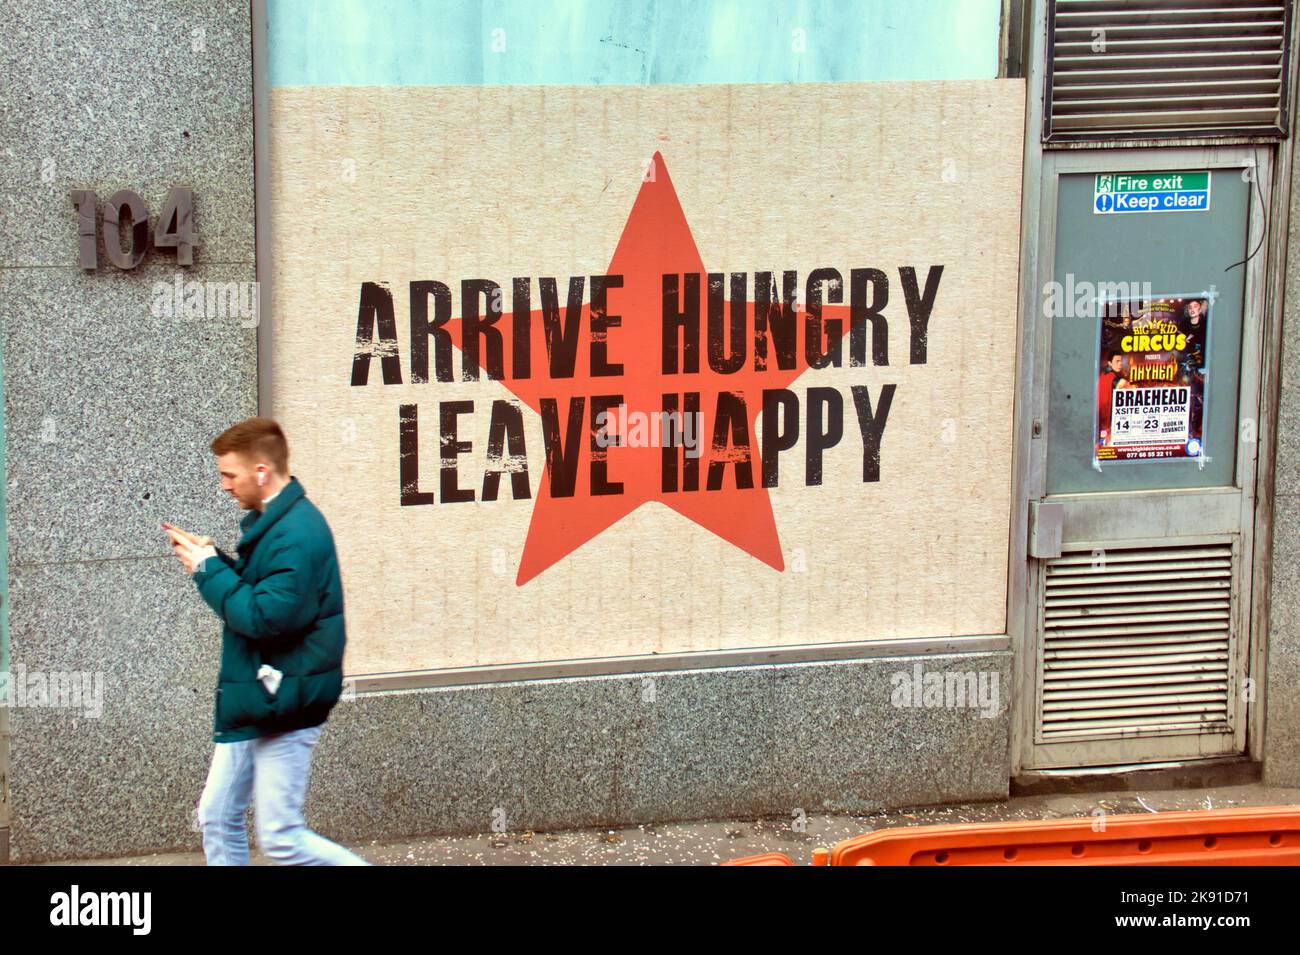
[805,267,844,369]
[900,265,943,365]
[460,279,504,381]
[511,277,531,380]
[540,276,586,378]
[410,280,453,384]
[850,384,897,482]
[753,270,798,371]
[805,387,843,486]
[849,268,889,368]
[706,391,754,490]
[590,274,624,377]
[351,282,403,385]
[398,404,434,505]
[589,394,625,496]
[482,399,531,501]
[662,273,701,374]
[439,401,475,503]
[706,272,746,374]
[539,396,586,497]
[660,392,701,493]
[760,389,800,488]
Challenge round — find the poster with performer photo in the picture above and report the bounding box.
[1094,294,1210,464]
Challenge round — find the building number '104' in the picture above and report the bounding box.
[71,187,198,270]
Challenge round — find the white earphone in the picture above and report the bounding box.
[257,471,266,487]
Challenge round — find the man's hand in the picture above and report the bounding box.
[164,523,216,573]
[171,539,199,573]
[163,523,213,548]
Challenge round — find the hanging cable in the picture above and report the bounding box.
[1225,146,1267,273]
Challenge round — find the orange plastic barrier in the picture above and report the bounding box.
[824,806,1300,866]
[721,852,795,866]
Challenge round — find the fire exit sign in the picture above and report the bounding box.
[1094,171,1211,214]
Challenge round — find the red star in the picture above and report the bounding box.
[447,153,854,585]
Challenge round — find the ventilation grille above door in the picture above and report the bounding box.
[1046,0,1292,142]
[1038,541,1236,740]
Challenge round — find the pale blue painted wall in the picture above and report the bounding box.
[268,0,1002,86]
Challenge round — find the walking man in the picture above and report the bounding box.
[164,416,370,865]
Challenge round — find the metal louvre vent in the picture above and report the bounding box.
[1038,542,1236,740]
[1046,0,1292,141]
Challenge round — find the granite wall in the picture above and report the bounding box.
[1264,135,1300,787]
[1,0,257,861]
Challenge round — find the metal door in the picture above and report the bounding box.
[1020,147,1270,770]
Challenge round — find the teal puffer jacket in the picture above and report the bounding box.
[192,476,347,742]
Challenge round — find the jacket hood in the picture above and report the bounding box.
[237,475,306,555]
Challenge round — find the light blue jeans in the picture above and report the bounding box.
[197,724,371,866]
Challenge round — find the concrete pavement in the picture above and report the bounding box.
[30,781,1300,866]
